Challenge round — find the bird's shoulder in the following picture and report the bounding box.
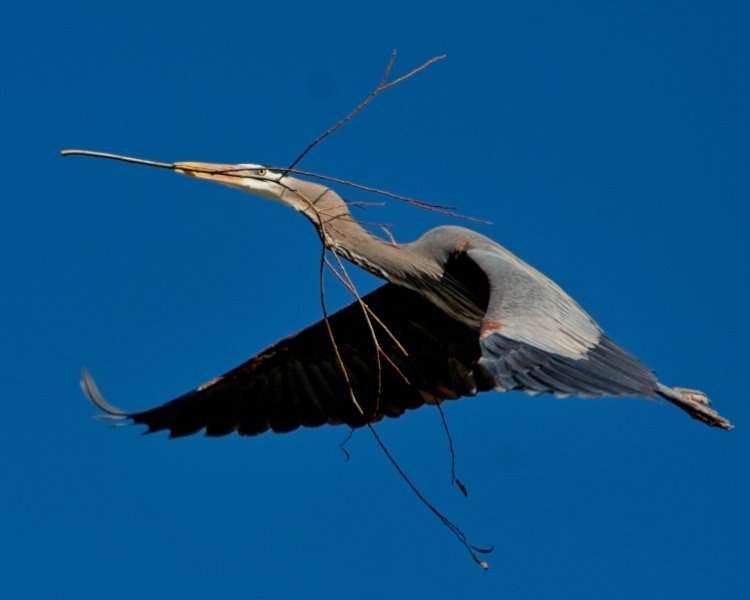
[415,225,602,358]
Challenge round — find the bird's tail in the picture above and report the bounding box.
[80,367,131,421]
[656,383,733,430]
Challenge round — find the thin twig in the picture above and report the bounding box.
[284,167,456,207]
[339,428,355,461]
[323,257,486,568]
[318,207,485,565]
[317,248,364,416]
[286,51,446,172]
[435,402,468,497]
[377,50,398,88]
[62,149,489,224]
[344,219,396,231]
[380,226,399,246]
[347,200,387,209]
[275,166,491,224]
[277,50,490,223]
[61,149,174,169]
[367,423,491,569]
[321,253,409,359]
[323,252,408,405]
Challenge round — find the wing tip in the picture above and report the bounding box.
[80,367,131,421]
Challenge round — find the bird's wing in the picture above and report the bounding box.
[83,283,481,438]
[464,245,658,399]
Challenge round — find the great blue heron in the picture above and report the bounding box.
[79,158,733,434]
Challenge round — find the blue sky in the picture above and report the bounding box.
[3,1,749,598]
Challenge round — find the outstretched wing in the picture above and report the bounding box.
[83,283,482,438]
[463,243,658,399]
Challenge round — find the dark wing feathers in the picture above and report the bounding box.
[86,234,671,438]
[127,283,481,438]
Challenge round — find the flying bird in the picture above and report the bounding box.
[80,159,733,435]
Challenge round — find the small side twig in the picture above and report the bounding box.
[347,200,387,209]
[339,428,355,461]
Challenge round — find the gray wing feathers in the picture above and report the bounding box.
[464,242,657,399]
[479,332,658,399]
[467,247,601,359]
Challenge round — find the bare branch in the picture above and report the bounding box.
[317,248,365,416]
[367,423,491,569]
[339,428,355,461]
[276,166,491,225]
[277,166,491,225]
[323,252,410,390]
[379,53,447,92]
[321,242,487,567]
[60,148,490,225]
[322,252,409,360]
[380,226,398,246]
[378,49,397,88]
[286,51,446,172]
[61,149,174,169]
[347,200,387,209]
[435,402,468,497]
[279,167,456,209]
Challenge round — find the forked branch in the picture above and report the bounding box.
[286,51,446,171]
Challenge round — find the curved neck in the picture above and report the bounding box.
[279,177,442,284]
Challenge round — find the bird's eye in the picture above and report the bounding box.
[256,168,267,177]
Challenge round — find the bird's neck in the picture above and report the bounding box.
[320,213,420,281]
[299,189,442,284]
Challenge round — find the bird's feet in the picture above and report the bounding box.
[671,387,711,406]
[656,383,733,430]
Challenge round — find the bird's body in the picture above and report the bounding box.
[81,160,733,432]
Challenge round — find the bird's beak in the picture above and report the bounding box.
[173,161,250,186]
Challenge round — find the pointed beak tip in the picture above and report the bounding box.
[172,161,248,187]
[173,162,203,178]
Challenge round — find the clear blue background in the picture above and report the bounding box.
[3,1,748,598]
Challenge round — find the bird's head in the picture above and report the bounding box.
[174,161,287,202]
[172,161,336,221]
[60,149,344,224]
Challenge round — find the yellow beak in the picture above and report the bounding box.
[173,161,251,186]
